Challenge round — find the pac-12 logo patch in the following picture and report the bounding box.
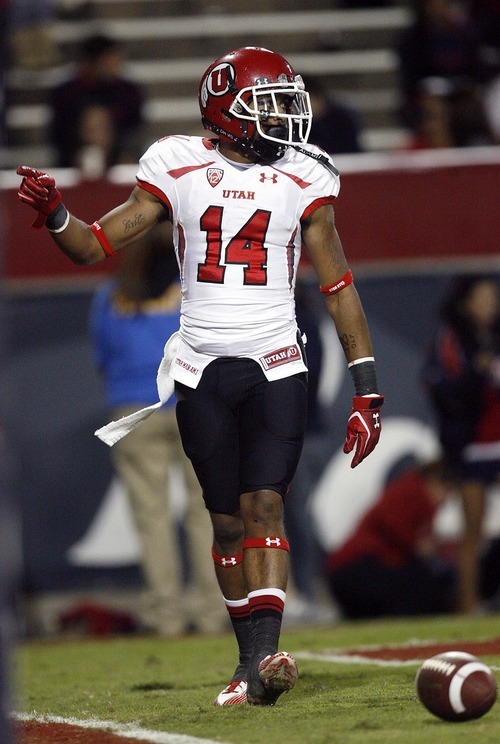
[207,167,224,187]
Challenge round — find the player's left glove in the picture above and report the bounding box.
[17,165,63,229]
[343,395,384,468]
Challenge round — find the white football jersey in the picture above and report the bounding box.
[136,136,340,386]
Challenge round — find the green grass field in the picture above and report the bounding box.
[16,612,500,743]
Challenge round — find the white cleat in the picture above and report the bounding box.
[247,651,298,705]
[213,679,248,706]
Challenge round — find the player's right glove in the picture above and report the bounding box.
[343,395,384,468]
[17,165,63,229]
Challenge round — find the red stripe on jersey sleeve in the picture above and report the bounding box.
[136,179,173,215]
[270,166,311,189]
[167,162,216,179]
[301,196,336,222]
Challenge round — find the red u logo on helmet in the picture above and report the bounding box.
[208,63,235,96]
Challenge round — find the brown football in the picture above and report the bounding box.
[416,651,497,722]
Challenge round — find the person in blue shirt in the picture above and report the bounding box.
[89,225,226,636]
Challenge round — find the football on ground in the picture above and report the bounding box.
[415,651,497,722]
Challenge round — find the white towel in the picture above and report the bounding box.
[94,331,180,447]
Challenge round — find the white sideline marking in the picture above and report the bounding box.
[295,651,420,667]
[295,651,500,671]
[13,713,226,744]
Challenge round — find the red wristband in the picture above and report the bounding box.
[320,269,353,296]
[90,221,116,257]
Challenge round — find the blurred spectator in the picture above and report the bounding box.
[447,76,496,145]
[8,0,58,69]
[469,0,500,142]
[396,0,483,129]
[401,75,494,148]
[89,226,226,636]
[401,77,455,149]
[306,78,364,154]
[56,0,95,21]
[484,74,500,143]
[323,461,457,618]
[49,34,144,169]
[76,104,117,179]
[422,275,500,614]
[468,0,500,80]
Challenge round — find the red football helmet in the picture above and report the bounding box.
[199,47,312,161]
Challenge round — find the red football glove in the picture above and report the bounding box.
[343,395,384,468]
[17,165,63,229]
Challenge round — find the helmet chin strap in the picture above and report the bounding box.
[246,125,289,163]
[201,115,239,144]
[203,117,288,163]
[263,125,288,141]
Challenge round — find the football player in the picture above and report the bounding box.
[17,46,384,706]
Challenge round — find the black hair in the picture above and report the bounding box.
[81,35,120,61]
[440,274,498,325]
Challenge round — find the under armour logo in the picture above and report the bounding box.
[373,412,380,428]
[221,556,237,566]
[265,537,282,547]
[260,173,278,183]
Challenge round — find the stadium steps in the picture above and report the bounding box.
[4,5,411,168]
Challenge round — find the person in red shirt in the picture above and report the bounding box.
[324,461,456,618]
[422,275,500,614]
